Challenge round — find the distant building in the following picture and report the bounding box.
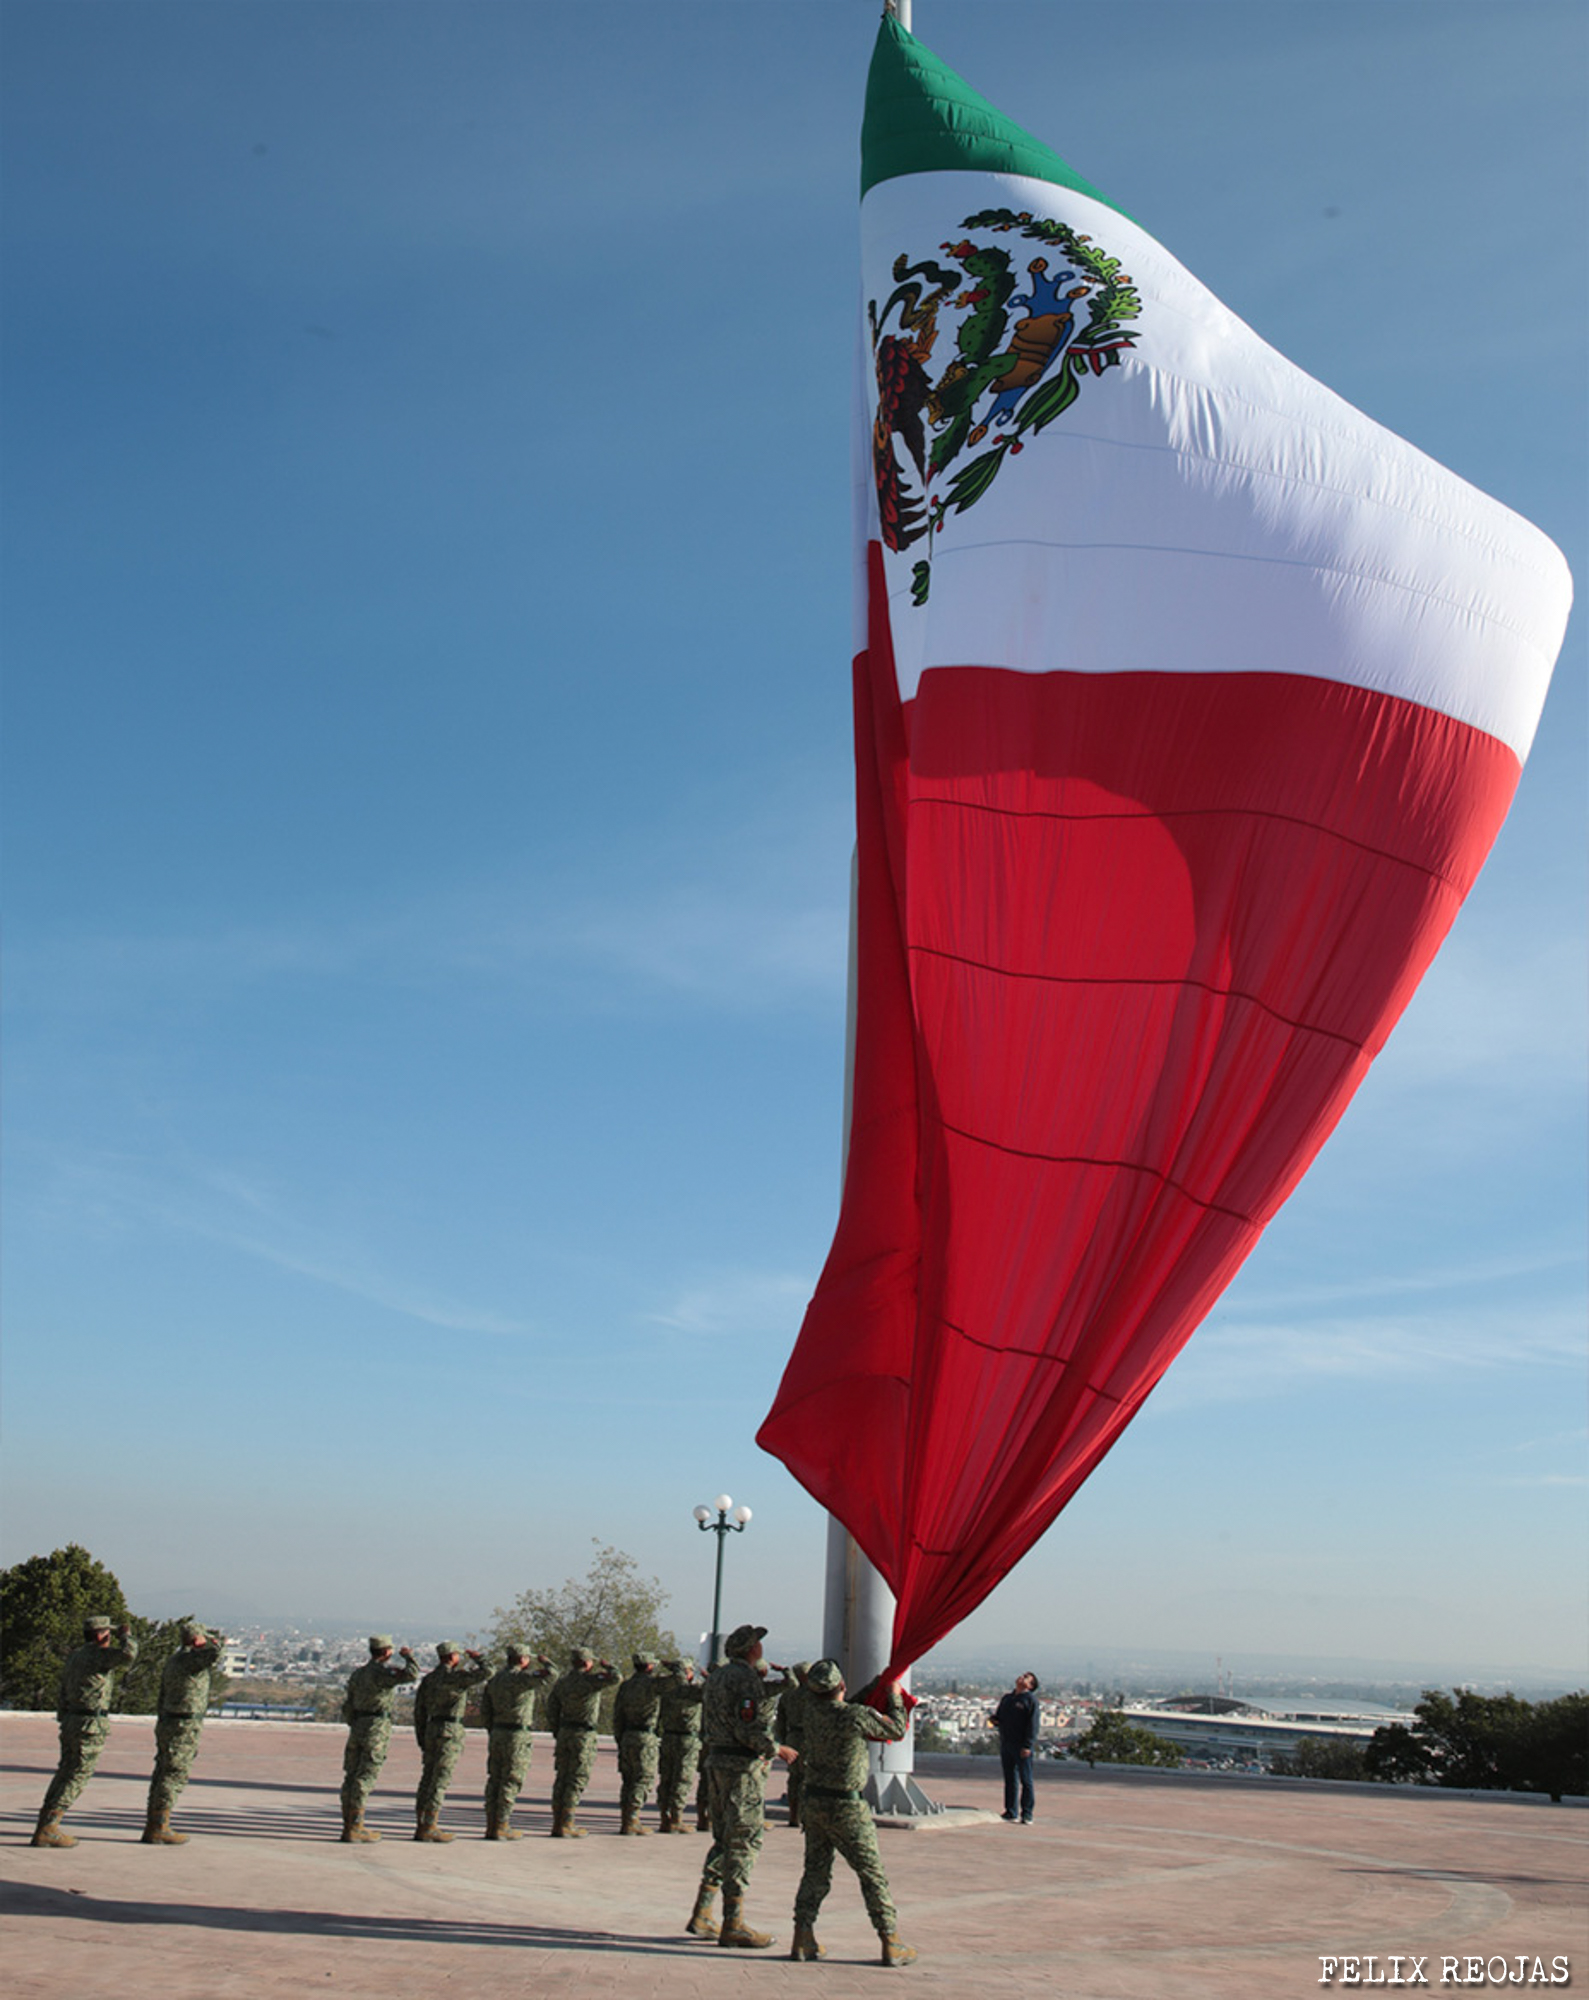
[1117,1696,1393,1766]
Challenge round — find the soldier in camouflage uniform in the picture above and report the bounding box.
[655,1656,703,1832]
[412,1642,488,1841]
[338,1635,419,1842]
[544,1647,619,1837]
[142,1621,224,1844]
[776,1661,813,1829]
[612,1653,664,1834]
[479,1645,553,1839]
[32,1615,138,1847]
[789,1659,915,1967]
[685,1623,794,1950]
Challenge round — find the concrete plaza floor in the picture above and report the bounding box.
[2,1713,1585,1999]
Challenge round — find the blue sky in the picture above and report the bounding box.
[4,0,1584,1682]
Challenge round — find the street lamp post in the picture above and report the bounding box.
[693,1495,751,1667]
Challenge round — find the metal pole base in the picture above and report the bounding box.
[865,1768,945,1818]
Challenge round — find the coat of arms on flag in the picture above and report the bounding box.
[870,208,1140,605]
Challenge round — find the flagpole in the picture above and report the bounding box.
[814,0,939,1823]
[820,847,940,1814]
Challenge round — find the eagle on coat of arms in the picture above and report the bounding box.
[869,206,1142,605]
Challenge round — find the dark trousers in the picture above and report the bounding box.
[1000,1746,1034,1820]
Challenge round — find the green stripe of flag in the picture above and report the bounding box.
[861,14,1131,220]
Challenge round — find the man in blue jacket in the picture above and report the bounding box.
[991,1671,1040,1823]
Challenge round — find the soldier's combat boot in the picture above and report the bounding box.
[31,1812,76,1849]
[550,1813,584,1838]
[718,1898,775,1950]
[485,1814,520,1840]
[879,1933,918,1967]
[790,1923,825,1961]
[685,1884,721,1938]
[619,1807,647,1835]
[141,1811,188,1845]
[341,1813,380,1843]
[413,1816,453,1842]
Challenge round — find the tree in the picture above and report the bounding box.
[0,1545,131,1710]
[1366,1688,1588,1801]
[488,1542,678,1729]
[1270,1736,1370,1781]
[1521,1693,1588,1804]
[1071,1710,1181,1768]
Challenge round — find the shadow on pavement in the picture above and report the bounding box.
[0,1880,704,1957]
[2,1807,570,1844]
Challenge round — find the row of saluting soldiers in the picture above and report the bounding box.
[30,1616,917,1965]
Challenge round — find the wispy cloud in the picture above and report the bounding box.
[24,1147,534,1338]
[1231,1247,1584,1316]
[1152,1297,1583,1411]
[646,1269,813,1341]
[8,798,851,1023]
[1370,929,1586,1092]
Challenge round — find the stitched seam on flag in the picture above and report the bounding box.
[890,539,1551,661]
[910,948,1367,1053]
[905,797,1460,890]
[933,1121,1260,1224]
[934,1316,1136,1373]
[931,404,1566,602]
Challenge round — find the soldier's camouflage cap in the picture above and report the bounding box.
[435,1641,460,1659]
[805,1658,844,1695]
[180,1621,208,1644]
[569,1647,596,1667]
[632,1652,659,1671]
[660,1657,687,1674]
[83,1614,114,1633]
[723,1624,767,1659]
[368,1635,394,1653]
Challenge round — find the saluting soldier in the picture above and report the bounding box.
[685,1623,794,1950]
[655,1656,704,1832]
[544,1647,619,1837]
[789,1659,916,1966]
[479,1645,553,1840]
[142,1621,224,1845]
[776,1661,813,1829]
[412,1642,488,1842]
[612,1653,664,1834]
[32,1615,138,1848]
[338,1636,419,1842]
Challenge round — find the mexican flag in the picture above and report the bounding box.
[756,18,1572,1680]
